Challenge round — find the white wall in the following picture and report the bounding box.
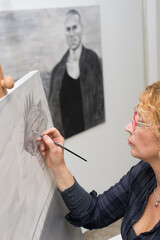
[156,0,160,81]
[144,0,160,84]
[0,0,145,194]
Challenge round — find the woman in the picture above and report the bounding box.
[38,81,160,239]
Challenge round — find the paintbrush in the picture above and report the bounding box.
[32,130,87,162]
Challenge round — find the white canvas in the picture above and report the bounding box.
[0,71,83,240]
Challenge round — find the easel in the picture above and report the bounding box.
[0,64,14,98]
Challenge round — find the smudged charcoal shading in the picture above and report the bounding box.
[23,93,48,156]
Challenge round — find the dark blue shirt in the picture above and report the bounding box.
[127,226,137,239]
[60,161,160,239]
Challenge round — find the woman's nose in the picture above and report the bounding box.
[125,121,133,133]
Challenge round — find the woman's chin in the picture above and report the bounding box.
[130,149,138,159]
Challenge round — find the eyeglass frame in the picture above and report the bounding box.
[132,111,150,131]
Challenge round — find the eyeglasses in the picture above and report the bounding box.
[132,111,150,131]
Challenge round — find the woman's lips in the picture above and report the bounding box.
[128,139,134,146]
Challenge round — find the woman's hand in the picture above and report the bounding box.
[38,127,65,170]
[37,127,75,191]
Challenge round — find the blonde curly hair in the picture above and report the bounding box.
[135,81,160,139]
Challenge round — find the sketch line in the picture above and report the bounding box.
[31,182,55,240]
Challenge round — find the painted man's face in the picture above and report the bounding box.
[65,14,82,51]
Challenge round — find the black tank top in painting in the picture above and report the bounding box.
[60,69,84,138]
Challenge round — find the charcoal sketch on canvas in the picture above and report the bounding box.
[0,71,83,240]
[49,9,105,139]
